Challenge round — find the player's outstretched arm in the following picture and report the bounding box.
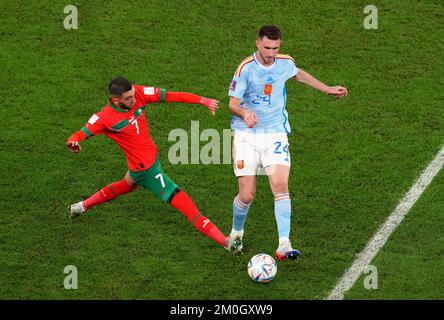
[67,130,87,153]
[165,92,219,115]
[294,68,348,99]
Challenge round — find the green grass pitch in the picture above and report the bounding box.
[1,0,443,299]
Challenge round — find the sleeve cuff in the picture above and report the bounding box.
[160,88,166,102]
[228,91,244,99]
[81,127,93,138]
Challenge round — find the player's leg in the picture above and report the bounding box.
[263,134,300,261]
[228,176,256,252]
[68,172,137,218]
[267,164,299,260]
[130,159,228,248]
[227,132,259,253]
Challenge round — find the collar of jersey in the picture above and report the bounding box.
[253,52,277,70]
[109,100,131,113]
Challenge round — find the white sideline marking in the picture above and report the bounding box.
[327,144,444,300]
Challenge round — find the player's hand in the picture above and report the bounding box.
[201,98,219,116]
[327,86,348,99]
[242,110,257,128]
[67,141,81,153]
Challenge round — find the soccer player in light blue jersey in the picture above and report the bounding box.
[225,25,348,260]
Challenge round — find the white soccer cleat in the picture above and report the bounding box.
[225,230,244,254]
[68,201,86,219]
[275,240,300,261]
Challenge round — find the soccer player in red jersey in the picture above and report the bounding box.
[67,77,232,250]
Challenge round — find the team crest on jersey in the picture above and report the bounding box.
[264,84,273,95]
[229,80,237,91]
[236,160,244,169]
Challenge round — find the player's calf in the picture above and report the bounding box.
[170,190,228,248]
[82,179,136,210]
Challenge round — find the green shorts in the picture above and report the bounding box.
[129,158,179,202]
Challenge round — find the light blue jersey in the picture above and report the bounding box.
[228,52,298,133]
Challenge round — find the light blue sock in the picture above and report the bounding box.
[275,198,291,239]
[232,196,250,232]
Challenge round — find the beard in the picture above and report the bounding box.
[118,102,133,109]
[259,52,274,64]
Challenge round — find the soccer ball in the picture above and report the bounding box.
[247,253,277,283]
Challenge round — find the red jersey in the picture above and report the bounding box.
[80,85,166,172]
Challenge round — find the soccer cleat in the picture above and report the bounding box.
[275,243,300,261]
[68,201,86,219]
[225,230,244,254]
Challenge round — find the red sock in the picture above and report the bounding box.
[170,191,227,247]
[83,178,136,210]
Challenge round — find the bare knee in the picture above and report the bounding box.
[124,171,137,187]
[268,165,290,195]
[237,176,256,205]
[270,181,289,195]
[238,190,255,205]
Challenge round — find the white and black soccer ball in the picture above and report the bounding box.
[247,253,277,283]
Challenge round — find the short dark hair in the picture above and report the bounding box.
[258,25,281,40]
[108,77,132,96]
